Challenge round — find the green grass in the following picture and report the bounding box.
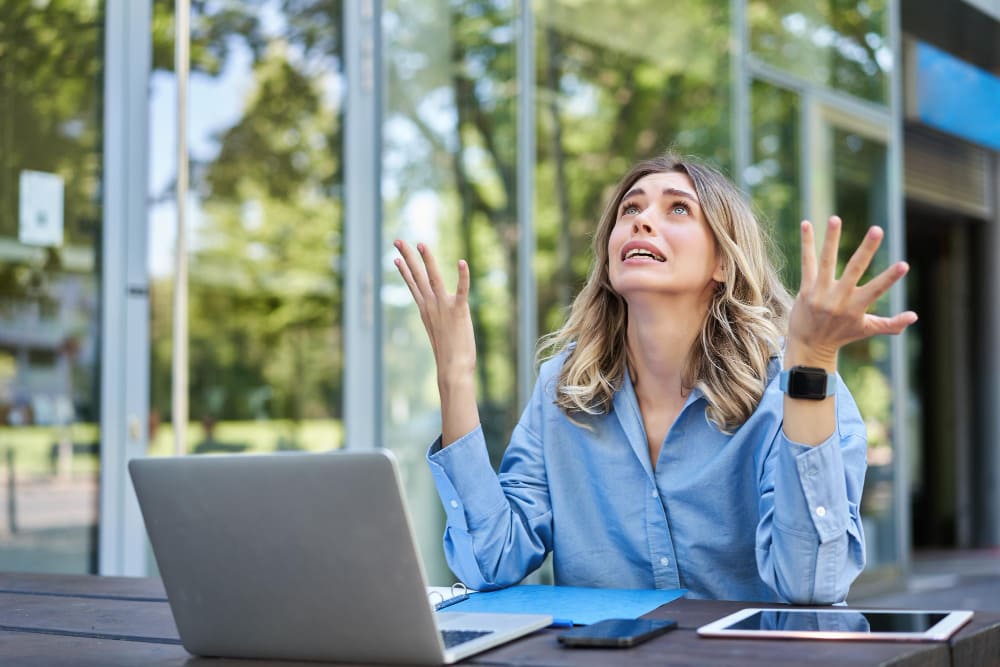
[148,419,344,455]
[0,419,344,476]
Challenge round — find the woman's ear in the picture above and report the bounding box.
[712,259,726,284]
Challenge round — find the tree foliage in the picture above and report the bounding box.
[0,0,104,422]
[149,0,344,433]
[748,0,890,103]
[0,1,103,257]
[380,0,735,462]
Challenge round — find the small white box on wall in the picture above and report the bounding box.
[19,169,65,247]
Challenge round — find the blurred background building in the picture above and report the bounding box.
[0,0,998,595]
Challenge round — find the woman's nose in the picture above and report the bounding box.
[632,210,654,234]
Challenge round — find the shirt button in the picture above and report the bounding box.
[660,557,670,567]
[815,506,826,517]
[651,489,658,498]
[450,500,459,509]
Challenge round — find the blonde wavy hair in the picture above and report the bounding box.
[538,153,793,432]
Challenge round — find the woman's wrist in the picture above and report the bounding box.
[784,338,838,372]
[438,372,476,396]
[438,376,481,447]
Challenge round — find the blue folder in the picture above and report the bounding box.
[446,584,685,625]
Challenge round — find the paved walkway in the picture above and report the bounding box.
[852,549,1000,611]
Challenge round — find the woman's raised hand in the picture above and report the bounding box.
[394,241,481,445]
[787,216,918,365]
[394,240,477,382]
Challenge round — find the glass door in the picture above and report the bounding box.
[146,0,346,461]
[808,103,900,577]
[380,0,521,585]
[751,83,902,583]
[0,1,105,573]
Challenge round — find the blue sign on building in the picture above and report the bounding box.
[916,41,1000,152]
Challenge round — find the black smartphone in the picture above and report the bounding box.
[557,618,677,648]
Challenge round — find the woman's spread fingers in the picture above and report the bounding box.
[394,257,425,308]
[799,221,817,289]
[456,259,470,304]
[395,240,434,298]
[419,243,448,297]
[817,216,842,286]
[857,261,910,306]
[864,310,919,336]
[840,226,884,289]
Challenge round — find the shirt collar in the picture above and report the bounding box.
[614,368,707,481]
[623,367,707,405]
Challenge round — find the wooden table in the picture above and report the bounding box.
[0,572,996,666]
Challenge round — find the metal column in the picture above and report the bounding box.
[99,0,152,576]
[343,0,383,450]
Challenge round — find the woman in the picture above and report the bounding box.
[393,153,916,604]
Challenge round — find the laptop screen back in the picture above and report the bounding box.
[129,450,447,663]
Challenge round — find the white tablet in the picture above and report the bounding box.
[697,608,973,642]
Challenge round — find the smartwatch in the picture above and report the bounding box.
[779,365,836,400]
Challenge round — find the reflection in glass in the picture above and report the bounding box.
[751,86,896,570]
[147,1,345,457]
[382,0,519,584]
[830,128,895,569]
[731,609,947,633]
[748,0,890,103]
[734,609,870,632]
[749,79,800,289]
[0,1,103,572]
[535,0,732,333]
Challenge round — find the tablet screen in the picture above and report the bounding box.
[727,610,948,633]
[697,608,973,641]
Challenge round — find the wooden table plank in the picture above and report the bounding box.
[949,614,1000,667]
[0,629,185,667]
[0,572,167,600]
[0,629,350,667]
[0,592,179,643]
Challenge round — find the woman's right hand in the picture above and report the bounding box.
[394,240,480,444]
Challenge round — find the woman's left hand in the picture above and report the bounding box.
[787,216,918,364]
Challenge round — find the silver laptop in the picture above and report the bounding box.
[129,449,551,664]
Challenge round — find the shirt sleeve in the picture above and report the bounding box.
[426,375,553,590]
[755,374,868,604]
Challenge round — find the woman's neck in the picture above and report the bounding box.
[625,294,710,399]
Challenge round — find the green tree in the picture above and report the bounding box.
[149,1,345,445]
[382,0,736,461]
[534,0,733,329]
[0,0,105,422]
[748,0,890,102]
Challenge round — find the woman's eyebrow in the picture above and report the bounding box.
[621,187,645,201]
[663,187,699,205]
[620,186,700,208]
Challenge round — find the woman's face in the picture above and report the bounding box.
[607,171,724,304]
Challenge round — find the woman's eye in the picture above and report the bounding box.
[672,204,690,215]
[622,203,640,216]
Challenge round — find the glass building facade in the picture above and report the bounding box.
[1,0,998,593]
[0,0,105,572]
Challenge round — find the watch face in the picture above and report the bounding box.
[788,368,828,399]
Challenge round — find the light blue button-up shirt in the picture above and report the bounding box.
[427,352,867,604]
